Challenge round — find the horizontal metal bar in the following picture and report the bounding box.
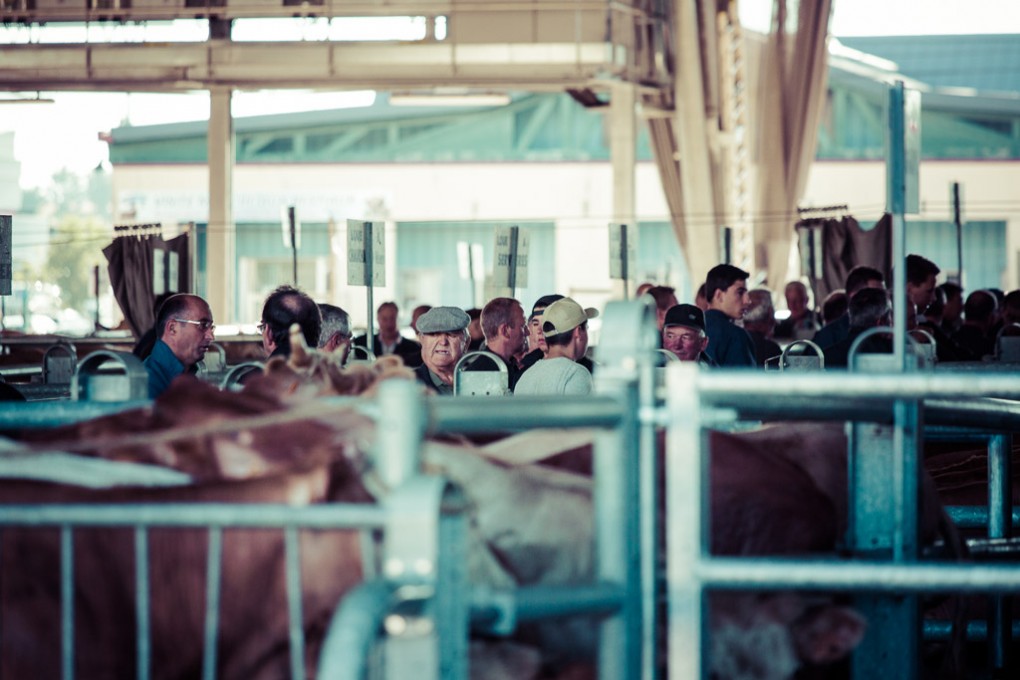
[694,557,1020,593]
[947,506,1020,529]
[470,583,625,635]
[924,620,1020,641]
[924,426,1002,443]
[693,371,1020,402]
[0,400,149,428]
[430,395,625,433]
[0,503,386,529]
[925,398,1020,431]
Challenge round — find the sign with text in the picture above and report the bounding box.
[0,216,10,296]
[492,226,529,290]
[608,223,637,280]
[346,220,386,287]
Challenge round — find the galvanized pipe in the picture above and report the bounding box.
[0,504,388,529]
[987,434,1013,672]
[690,370,1020,401]
[61,525,74,680]
[469,583,626,630]
[924,620,1020,641]
[284,527,306,680]
[430,394,625,433]
[0,400,148,429]
[201,527,222,680]
[135,527,151,680]
[317,580,394,680]
[698,558,1020,593]
[375,379,425,489]
[946,506,1020,529]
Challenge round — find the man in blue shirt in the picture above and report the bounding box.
[143,294,215,398]
[703,264,756,368]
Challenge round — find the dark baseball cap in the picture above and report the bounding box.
[530,294,564,319]
[663,304,705,332]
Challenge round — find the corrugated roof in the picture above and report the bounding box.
[838,34,1020,95]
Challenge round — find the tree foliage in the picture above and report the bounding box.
[43,214,110,313]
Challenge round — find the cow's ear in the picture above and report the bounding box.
[793,605,866,665]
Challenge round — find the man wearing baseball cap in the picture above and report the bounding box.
[412,306,471,395]
[514,297,598,396]
[662,303,713,365]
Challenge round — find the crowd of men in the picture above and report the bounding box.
[139,252,1020,398]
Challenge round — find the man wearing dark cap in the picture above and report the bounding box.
[521,293,595,373]
[413,306,471,395]
[514,297,598,396]
[662,303,713,365]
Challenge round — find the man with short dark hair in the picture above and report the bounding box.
[906,254,940,312]
[938,282,964,334]
[645,285,678,330]
[143,293,215,398]
[318,303,353,364]
[514,298,598,396]
[521,293,595,374]
[467,297,527,391]
[954,290,998,359]
[703,264,755,368]
[823,287,892,369]
[813,265,885,349]
[662,303,711,364]
[413,306,471,395]
[259,285,322,359]
[353,301,423,367]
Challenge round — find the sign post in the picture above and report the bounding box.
[348,220,386,344]
[609,223,637,298]
[492,226,529,298]
[282,206,300,286]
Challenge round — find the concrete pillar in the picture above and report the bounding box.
[610,82,637,298]
[207,88,235,323]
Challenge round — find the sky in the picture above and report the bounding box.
[1,0,1018,192]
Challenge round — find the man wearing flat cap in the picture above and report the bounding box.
[662,303,714,365]
[514,297,598,396]
[413,306,471,395]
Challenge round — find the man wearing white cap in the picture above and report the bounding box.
[513,297,598,396]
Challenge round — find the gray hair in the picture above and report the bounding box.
[743,289,775,324]
[318,303,351,348]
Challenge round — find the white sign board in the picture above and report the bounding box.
[608,223,637,280]
[347,220,386,287]
[152,247,166,296]
[457,241,485,282]
[168,251,180,293]
[492,227,529,289]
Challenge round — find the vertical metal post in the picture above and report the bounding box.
[374,379,425,490]
[719,226,732,265]
[888,82,908,372]
[284,526,306,680]
[952,182,963,284]
[593,346,642,680]
[202,527,223,680]
[508,226,519,297]
[621,224,630,300]
[666,363,706,680]
[135,526,151,680]
[288,206,298,286]
[365,222,375,347]
[61,525,75,680]
[987,434,1012,671]
[92,265,100,329]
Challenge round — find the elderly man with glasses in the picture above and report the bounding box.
[143,293,215,398]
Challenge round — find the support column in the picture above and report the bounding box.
[610,82,637,298]
[207,88,235,323]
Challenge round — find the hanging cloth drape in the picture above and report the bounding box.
[753,0,833,287]
[797,213,892,304]
[103,230,191,338]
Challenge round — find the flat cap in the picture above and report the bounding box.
[416,306,470,334]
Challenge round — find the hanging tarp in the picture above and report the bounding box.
[103,226,190,338]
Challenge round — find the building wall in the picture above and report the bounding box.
[112,156,1020,324]
[801,160,1020,290]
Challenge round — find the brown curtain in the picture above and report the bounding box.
[798,213,892,304]
[104,232,191,338]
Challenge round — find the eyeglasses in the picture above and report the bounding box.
[174,318,215,332]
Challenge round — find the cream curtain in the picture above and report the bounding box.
[752,0,833,288]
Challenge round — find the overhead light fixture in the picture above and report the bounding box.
[390,91,511,107]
